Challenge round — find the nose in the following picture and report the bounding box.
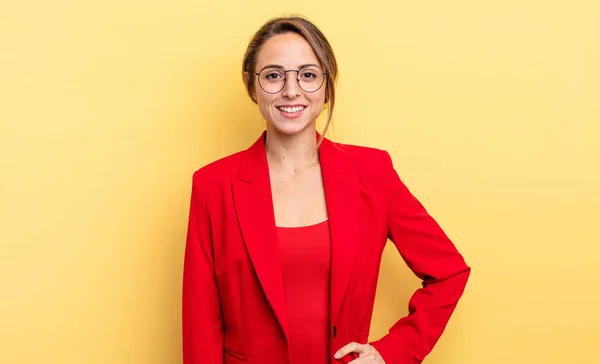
[281,71,301,99]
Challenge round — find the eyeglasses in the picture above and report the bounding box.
[254,66,327,94]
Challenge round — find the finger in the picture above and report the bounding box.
[348,353,377,364]
[334,342,368,359]
[358,344,375,357]
[333,342,360,359]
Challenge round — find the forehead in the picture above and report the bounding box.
[256,32,320,69]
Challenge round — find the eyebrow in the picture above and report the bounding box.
[259,63,320,71]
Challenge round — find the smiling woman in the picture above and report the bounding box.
[247,32,328,138]
[182,15,470,364]
[241,17,338,144]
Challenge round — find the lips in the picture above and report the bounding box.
[277,105,306,113]
[276,104,306,119]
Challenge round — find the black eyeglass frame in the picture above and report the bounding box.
[253,68,327,94]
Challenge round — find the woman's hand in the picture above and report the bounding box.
[334,342,386,363]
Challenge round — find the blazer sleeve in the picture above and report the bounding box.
[369,151,471,364]
[182,171,224,364]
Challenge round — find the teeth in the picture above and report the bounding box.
[278,106,304,113]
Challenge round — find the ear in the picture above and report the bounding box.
[243,71,258,103]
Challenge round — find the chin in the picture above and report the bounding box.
[269,119,314,136]
[266,110,316,135]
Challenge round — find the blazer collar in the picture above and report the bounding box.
[236,130,353,182]
[232,131,359,339]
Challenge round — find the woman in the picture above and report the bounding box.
[182,15,470,364]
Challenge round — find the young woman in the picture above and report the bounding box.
[182,15,471,364]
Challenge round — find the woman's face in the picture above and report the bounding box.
[251,32,326,136]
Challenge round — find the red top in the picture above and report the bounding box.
[276,220,332,364]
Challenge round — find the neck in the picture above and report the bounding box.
[264,126,319,172]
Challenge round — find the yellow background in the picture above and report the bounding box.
[1,1,599,363]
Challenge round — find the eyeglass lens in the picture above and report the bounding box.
[257,67,325,93]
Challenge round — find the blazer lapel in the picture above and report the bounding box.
[319,137,359,327]
[231,132,359,340]
[232,133,290,339]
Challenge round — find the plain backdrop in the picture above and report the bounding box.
[1,1,599,363]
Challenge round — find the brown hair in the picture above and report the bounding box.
[242,15,338,142]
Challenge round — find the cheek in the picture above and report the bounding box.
[256,93,276,119]
[308,90,326,109]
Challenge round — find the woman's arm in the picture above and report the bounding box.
[182,171,224,364]
[369,152,471,364]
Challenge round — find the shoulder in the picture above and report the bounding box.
[327,140,393,174]
[325,140,405,204]
[191,149,245,187]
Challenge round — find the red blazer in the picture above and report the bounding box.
[182,132,470,364]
